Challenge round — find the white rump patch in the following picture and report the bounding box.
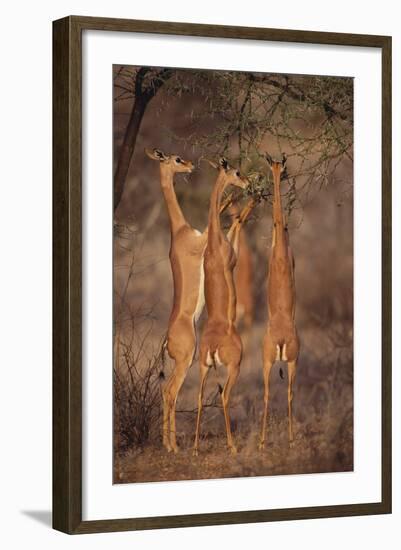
[275,344,288,361]
[205,349,224,368]
[214,350,224,367]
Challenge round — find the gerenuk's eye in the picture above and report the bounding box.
[175,157,181,164]
[236,170,240,177]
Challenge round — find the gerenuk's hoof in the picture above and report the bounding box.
[229,445,238,456]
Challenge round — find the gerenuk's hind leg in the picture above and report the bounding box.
[168,358,192,453]
[193,364,210,456]
[161,379,172,452]
[259,357,273,450]
[221,363,240,454]
[287,360,297,443]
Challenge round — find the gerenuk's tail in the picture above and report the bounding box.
[158,335,168,382]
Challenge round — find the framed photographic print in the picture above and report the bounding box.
[53,16,392,534]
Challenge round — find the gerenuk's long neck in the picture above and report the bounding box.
[207,171,227,248]
[159,165,187,232]
[272,168,287,253]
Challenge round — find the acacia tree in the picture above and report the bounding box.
[114,66,353,218]
[165,70,353,218]
[113,66,174,211]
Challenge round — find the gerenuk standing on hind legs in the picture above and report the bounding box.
[145,148,206,454]
[194,158,250,456]
[145,148,244,453]
[259,153,300,451]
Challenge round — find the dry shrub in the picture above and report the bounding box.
[114,335,164,454]
[113,221,167,455]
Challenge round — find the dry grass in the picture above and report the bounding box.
[116,409,353,484]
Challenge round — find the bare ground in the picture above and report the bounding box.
[115,410,353,483]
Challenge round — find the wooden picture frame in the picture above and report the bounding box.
[53,15,392,534]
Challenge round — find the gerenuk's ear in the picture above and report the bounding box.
[281,152,287,169]
[265,152,273,167]
[145,148,168,162]
[219,157,229,170]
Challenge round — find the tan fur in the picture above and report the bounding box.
[194,161,249,455]
[145,149,249,453]
[259,156,300,450]
[227,202,254,344]
[146,148,207,453]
